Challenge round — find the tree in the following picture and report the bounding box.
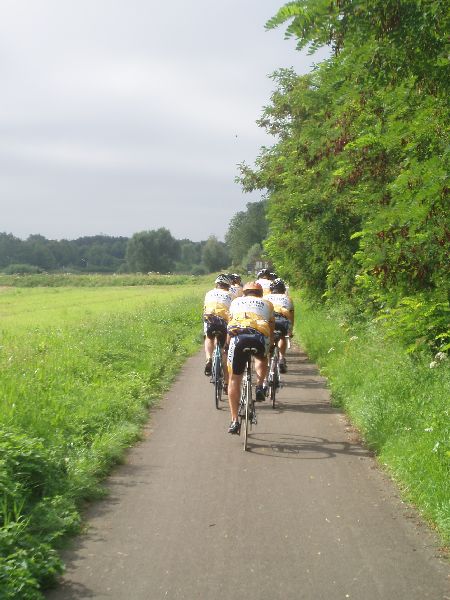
[225,200,268,265]
[237,0,450,350]
[243,243,264,272]
[201,236,229,272]
[24,235,56,270]
[0,233,24,268]
[175,240,204,273]
[126,228,180,273]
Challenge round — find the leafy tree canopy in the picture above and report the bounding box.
[225,200,268,266]
[201,236,229,272]
[239,0,449,352]
[126,228,180,273]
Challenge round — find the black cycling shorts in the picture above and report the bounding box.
[227,331,268,375]
[274,315,290,338]
[203,315,227,346]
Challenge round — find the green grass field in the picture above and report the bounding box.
[0,281,206,599]
[0,272,201,288]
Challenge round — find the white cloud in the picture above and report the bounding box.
[0,0,328,240]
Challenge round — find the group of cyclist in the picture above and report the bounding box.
[202,269,294,435]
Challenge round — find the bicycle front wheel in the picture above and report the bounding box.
[270,351,279,409]
[213,348,222,409]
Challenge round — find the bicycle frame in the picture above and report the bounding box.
[238,348,259,451]
[210,332,223,409]
[267,331,290,408]
[267,344,280,408]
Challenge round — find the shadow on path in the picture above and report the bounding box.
[47,582,95,600]
[246,432,371,460]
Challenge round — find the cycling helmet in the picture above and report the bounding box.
[269,272,277,281]
[243,281,263,296]
[270,278,286,293]
[215,274,231,288]
[232,273,242,284]
[257,268,271,279]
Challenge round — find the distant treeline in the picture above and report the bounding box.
[0,231,226,275]
[0,199,269,276]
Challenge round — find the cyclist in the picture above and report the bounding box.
[226,281,274,434]
[203,274,233,382]
[229,273,243,299]
[265,278,294,373]
[255,268,276,297]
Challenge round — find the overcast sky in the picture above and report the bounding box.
[0,1,328,242]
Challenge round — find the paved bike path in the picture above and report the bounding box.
[47,347,449,600]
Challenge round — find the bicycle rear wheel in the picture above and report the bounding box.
[213,346,222,409]
[269,350,279,408]
[243,367,252,451]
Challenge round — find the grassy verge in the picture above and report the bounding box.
[0,286,205,599]
[292,293,450,545]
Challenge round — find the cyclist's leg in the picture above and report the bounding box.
[204,336,214,358]
[203,322,214,375]
[254,355,268,386]
[253,331,269,386]
[219,329,229,391]
[227,334,249,424]
[275,318,289,371]
[228,373,243,422]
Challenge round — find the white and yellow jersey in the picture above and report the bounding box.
[203,288,233,321]
[228,296,274,338]
[265,293,294,323]
[229,284,243,299]
[255,278,272,296]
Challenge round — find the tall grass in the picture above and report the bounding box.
[292,293,450,544]
[0,285,205,599]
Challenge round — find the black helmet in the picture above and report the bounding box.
[269,272,277,281]
[215,274,231,288]
[270,278,286,293]
[257,268,271,279]
[231,273,242,284]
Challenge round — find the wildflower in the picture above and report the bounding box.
[328,347,335,353]
[432,442,440,453]
[349,336,359,341]
[429,361,438,369]
[435,352,447,362]
[424,427,433,432]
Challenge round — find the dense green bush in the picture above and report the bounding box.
[2,264,43,275]
[239,0,449,352]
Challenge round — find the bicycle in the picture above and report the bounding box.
[210,331,224,409]
[238,347,259,451]
[267,332,281,409]
[267,332,290,408]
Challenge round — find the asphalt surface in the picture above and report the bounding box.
[47,347,449,600]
